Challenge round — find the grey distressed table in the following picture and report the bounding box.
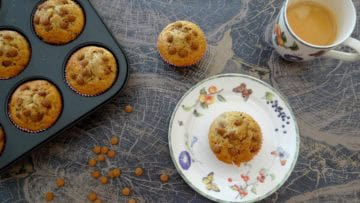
[1,0,359,202]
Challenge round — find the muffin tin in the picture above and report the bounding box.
[0,0,128,172]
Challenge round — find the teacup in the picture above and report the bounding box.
[272,0,360,62]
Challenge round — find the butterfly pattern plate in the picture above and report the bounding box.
[168,74,300,202]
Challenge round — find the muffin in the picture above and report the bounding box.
[65,46,118,96]
[208,112,262,166]
[0,30,31,79]
[8,80,63,133]
[0,127,5,155]
[33,0,85,44]
[157,21,207,67]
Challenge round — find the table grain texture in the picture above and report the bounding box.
[1,0,359,202]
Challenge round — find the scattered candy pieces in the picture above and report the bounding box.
[124,105,133,113]
[107,150,116,158]
[88,158,97,167]
[121,187,131,196]
[56,178,65,187]
[45,192,54,202]
[110,136,119,145]
[100,146,109,154]
[93,146,101,154]
[99,176,108,185]
[88,191,97,201]
[134,167,144,177]
[91,170,101,179]
[160,174,169,183]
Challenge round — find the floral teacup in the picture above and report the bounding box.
[272,0,360,62]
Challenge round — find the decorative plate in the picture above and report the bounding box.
[168,74,299,202]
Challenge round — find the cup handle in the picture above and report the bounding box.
[324,37,360,61]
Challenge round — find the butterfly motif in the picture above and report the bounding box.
[202,172,220,192]
[233,83,253,100]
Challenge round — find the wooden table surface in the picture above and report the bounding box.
[0,0,359,202]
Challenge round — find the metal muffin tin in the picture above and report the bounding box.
[0,0,128,172]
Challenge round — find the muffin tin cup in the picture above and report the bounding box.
[63,43,120,97]
[0,0,128,172]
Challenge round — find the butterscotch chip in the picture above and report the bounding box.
[112,168,121,177]
[97,154,105,162]
[178,49,188,58]
[134,167,144,176]
[0,30,31,79]
[33,0,85,44]
[160,174,169,183]
[88,158,97,167]
[168,46,177,55]
[110,136,119,145]
[208,112,262,166]
[108,170,115,179]
[124,105,133,113]
[65,46,117,96]
[45,192,55,202]
[121,187,131,196]
[91,170,101,179]
[60,21,69,29]
[157,21,207,67]
[8,80,62,132]
[87,192,97,201]
[6,48,18,57]
[2,60,11,67]
[81,69,91,77]
[93,146,101,154]
[191,41,199,50]
[94,199,102,203]
[100,146,109,154]
[128,198,137,203]
[107,150,116,158]
[76,78,85,85]
[99,176,108,185]
[166,34,173,43]
[56,178,65,187]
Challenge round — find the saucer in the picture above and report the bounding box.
[168,74,299,202]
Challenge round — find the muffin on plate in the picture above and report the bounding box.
[0,127,5,155]
[65,46,118,96]
[33,0,85,44]
[0,30,31,79]
[8,80,63,133]
[157,21,207,67]
[208,112,262,166]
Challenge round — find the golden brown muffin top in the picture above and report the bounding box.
[65,46,117,96]
[0,127,5,155]
[157,21,207,67]
[209,112,262,166]
[0,30,31,79]
[8,80,63,132]
[33,0,85,44]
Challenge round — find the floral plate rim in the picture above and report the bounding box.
[168,73,300,203]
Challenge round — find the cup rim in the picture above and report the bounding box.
[284,0,357,49]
